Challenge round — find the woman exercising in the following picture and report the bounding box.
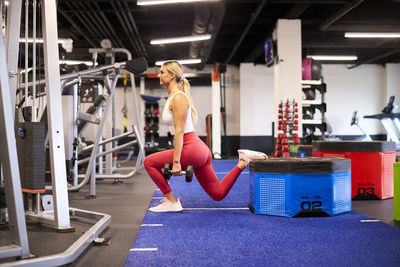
[144,61,267,212]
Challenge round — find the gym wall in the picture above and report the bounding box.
[385,63,400,107]
[322,64,385,135]
[239,63,400,138]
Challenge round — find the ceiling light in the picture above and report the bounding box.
[60,60,97,66]
[20,38,73,52]
[155,59,201,66]
[307,55,358,61]
[345,32,400,38]
[151,34,211,45]
[5,1,9,5]
[19,38,73,44]
[137,0,220,5]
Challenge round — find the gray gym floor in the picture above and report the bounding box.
[1,159,399,266]
[0,160,156,267]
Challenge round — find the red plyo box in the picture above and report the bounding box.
[312,141,396,200]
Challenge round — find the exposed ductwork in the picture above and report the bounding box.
[189,4,210,59]
[189,2,225,69]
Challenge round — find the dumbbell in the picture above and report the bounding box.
[163,163,193,183]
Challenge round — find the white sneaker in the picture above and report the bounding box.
[238,149,268,164]
[148,198,183,213]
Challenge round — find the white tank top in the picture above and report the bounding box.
[162,91,195,135]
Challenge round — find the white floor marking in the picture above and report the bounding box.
[183,207,249,210]
[360,219,381,222]
[141,224,163,227]
[155,189,161,191]
[130,248,158,252]
[152,197,164,199]
[215,172,249,174]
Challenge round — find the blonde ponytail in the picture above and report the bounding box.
[163,61,198,124]
[180,77,198,124]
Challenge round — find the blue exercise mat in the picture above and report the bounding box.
[126,160,400,266]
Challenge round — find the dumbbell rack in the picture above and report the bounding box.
[143,99,160,155]
[275,99,300,157]
[301,81,327,144]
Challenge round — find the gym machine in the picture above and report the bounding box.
[364,96,400,150]
[0,1,142,265]
[88,43,145,178]
[71,59,146,197]
[37,58,146,197]
[350,111,372,141]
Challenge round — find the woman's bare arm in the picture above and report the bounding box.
[170,93,189,175]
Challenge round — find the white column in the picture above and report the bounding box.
[42,0,71,229]
[0,15,30,259]
[5,0,22,120]
[212,71,221,159]
[274,19,302,137]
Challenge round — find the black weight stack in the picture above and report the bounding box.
[15,122,46,190]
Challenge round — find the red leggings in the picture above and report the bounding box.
[144,132,243,201]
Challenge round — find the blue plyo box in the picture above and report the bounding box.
[249,157,352,217]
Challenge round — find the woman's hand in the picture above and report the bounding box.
[172,162,182,176]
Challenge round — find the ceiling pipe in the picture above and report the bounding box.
[71,2,102,38]
[348,47,400,69]
[115,1,146,57]
[110,1,142,57]
[226,0,268,64]
[116,1,143,54]
[78,2,108,41]
[319,0,364,31]
[93,2,125,48]
[58,9,97,47]
[83,1,123,49]
[123,1,148,57]
[67,2,101,39]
